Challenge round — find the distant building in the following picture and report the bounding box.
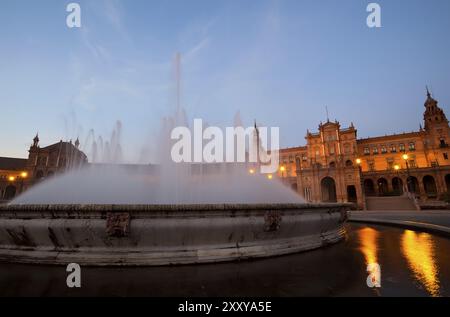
[0,157,27,201]
[0,135,87,202]
[278,90,450,208]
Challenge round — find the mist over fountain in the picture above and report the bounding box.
[11,53,303,206]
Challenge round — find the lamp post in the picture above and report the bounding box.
[394,164,401,195]
[6,176,15,201]
[356,158,365,210]
[279,165,286,180]
[402,154,411,194]
[19,171,28,194]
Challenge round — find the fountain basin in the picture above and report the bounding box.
[0,203,349,266]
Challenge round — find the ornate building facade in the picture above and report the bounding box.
[278,90,450,208]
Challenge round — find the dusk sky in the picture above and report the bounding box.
[1,0,449,162]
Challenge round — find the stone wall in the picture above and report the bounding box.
[0,203,349,266]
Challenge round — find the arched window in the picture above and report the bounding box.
[364,179,375,196]
[347,185,357,203]
[321,177,337,202]
[4,185,16,200]
[377,178,389,195]
[423,175,437,198]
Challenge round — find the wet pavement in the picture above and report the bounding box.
[0,223,450,297]
[350,210,450,228]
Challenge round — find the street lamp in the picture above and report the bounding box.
[402,154,411,193]
[279,165,286,178]
[267,174,273,180]
[19,171,28,193]
[248,168,255,175]
[394,165,401,194]
[8,176,15,182]
[356,158,365,209]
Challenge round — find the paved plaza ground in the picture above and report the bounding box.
[349,210,450,236]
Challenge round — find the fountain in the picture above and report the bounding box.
[0,54,349,266]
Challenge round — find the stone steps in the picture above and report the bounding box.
[365,196,417,211]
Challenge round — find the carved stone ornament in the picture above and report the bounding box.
[264,211,282,232]
[106,212,130,237]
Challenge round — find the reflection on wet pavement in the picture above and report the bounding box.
[359,227,379,266]
[401,230,440,297]
[358,227,381,290]
[0,224,449,297]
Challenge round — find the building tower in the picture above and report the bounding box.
[423,88,450,166]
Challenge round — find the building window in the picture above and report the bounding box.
[344,144,351,154]
[399,143,405,152]
[364,147,370,155]
[289,155,294,163]
[444,153,448,160]
[390,145,397,153]
[409,142,416,151]
[304,187,312,202]
[372,147,378,155]
[381,146,387,154]
[409,160,416,168]
[302,154,307,161]
[386,158,394,170]
[368,161,375,171]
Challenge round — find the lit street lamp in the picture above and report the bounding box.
[355,158,365,209]
[279,165,286,178]
[402,154,411,193]
[19,171,28,193]
[394,164,401,194]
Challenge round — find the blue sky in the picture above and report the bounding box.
[1,0,449,161]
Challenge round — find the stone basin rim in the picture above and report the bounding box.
[0,203,352,212]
